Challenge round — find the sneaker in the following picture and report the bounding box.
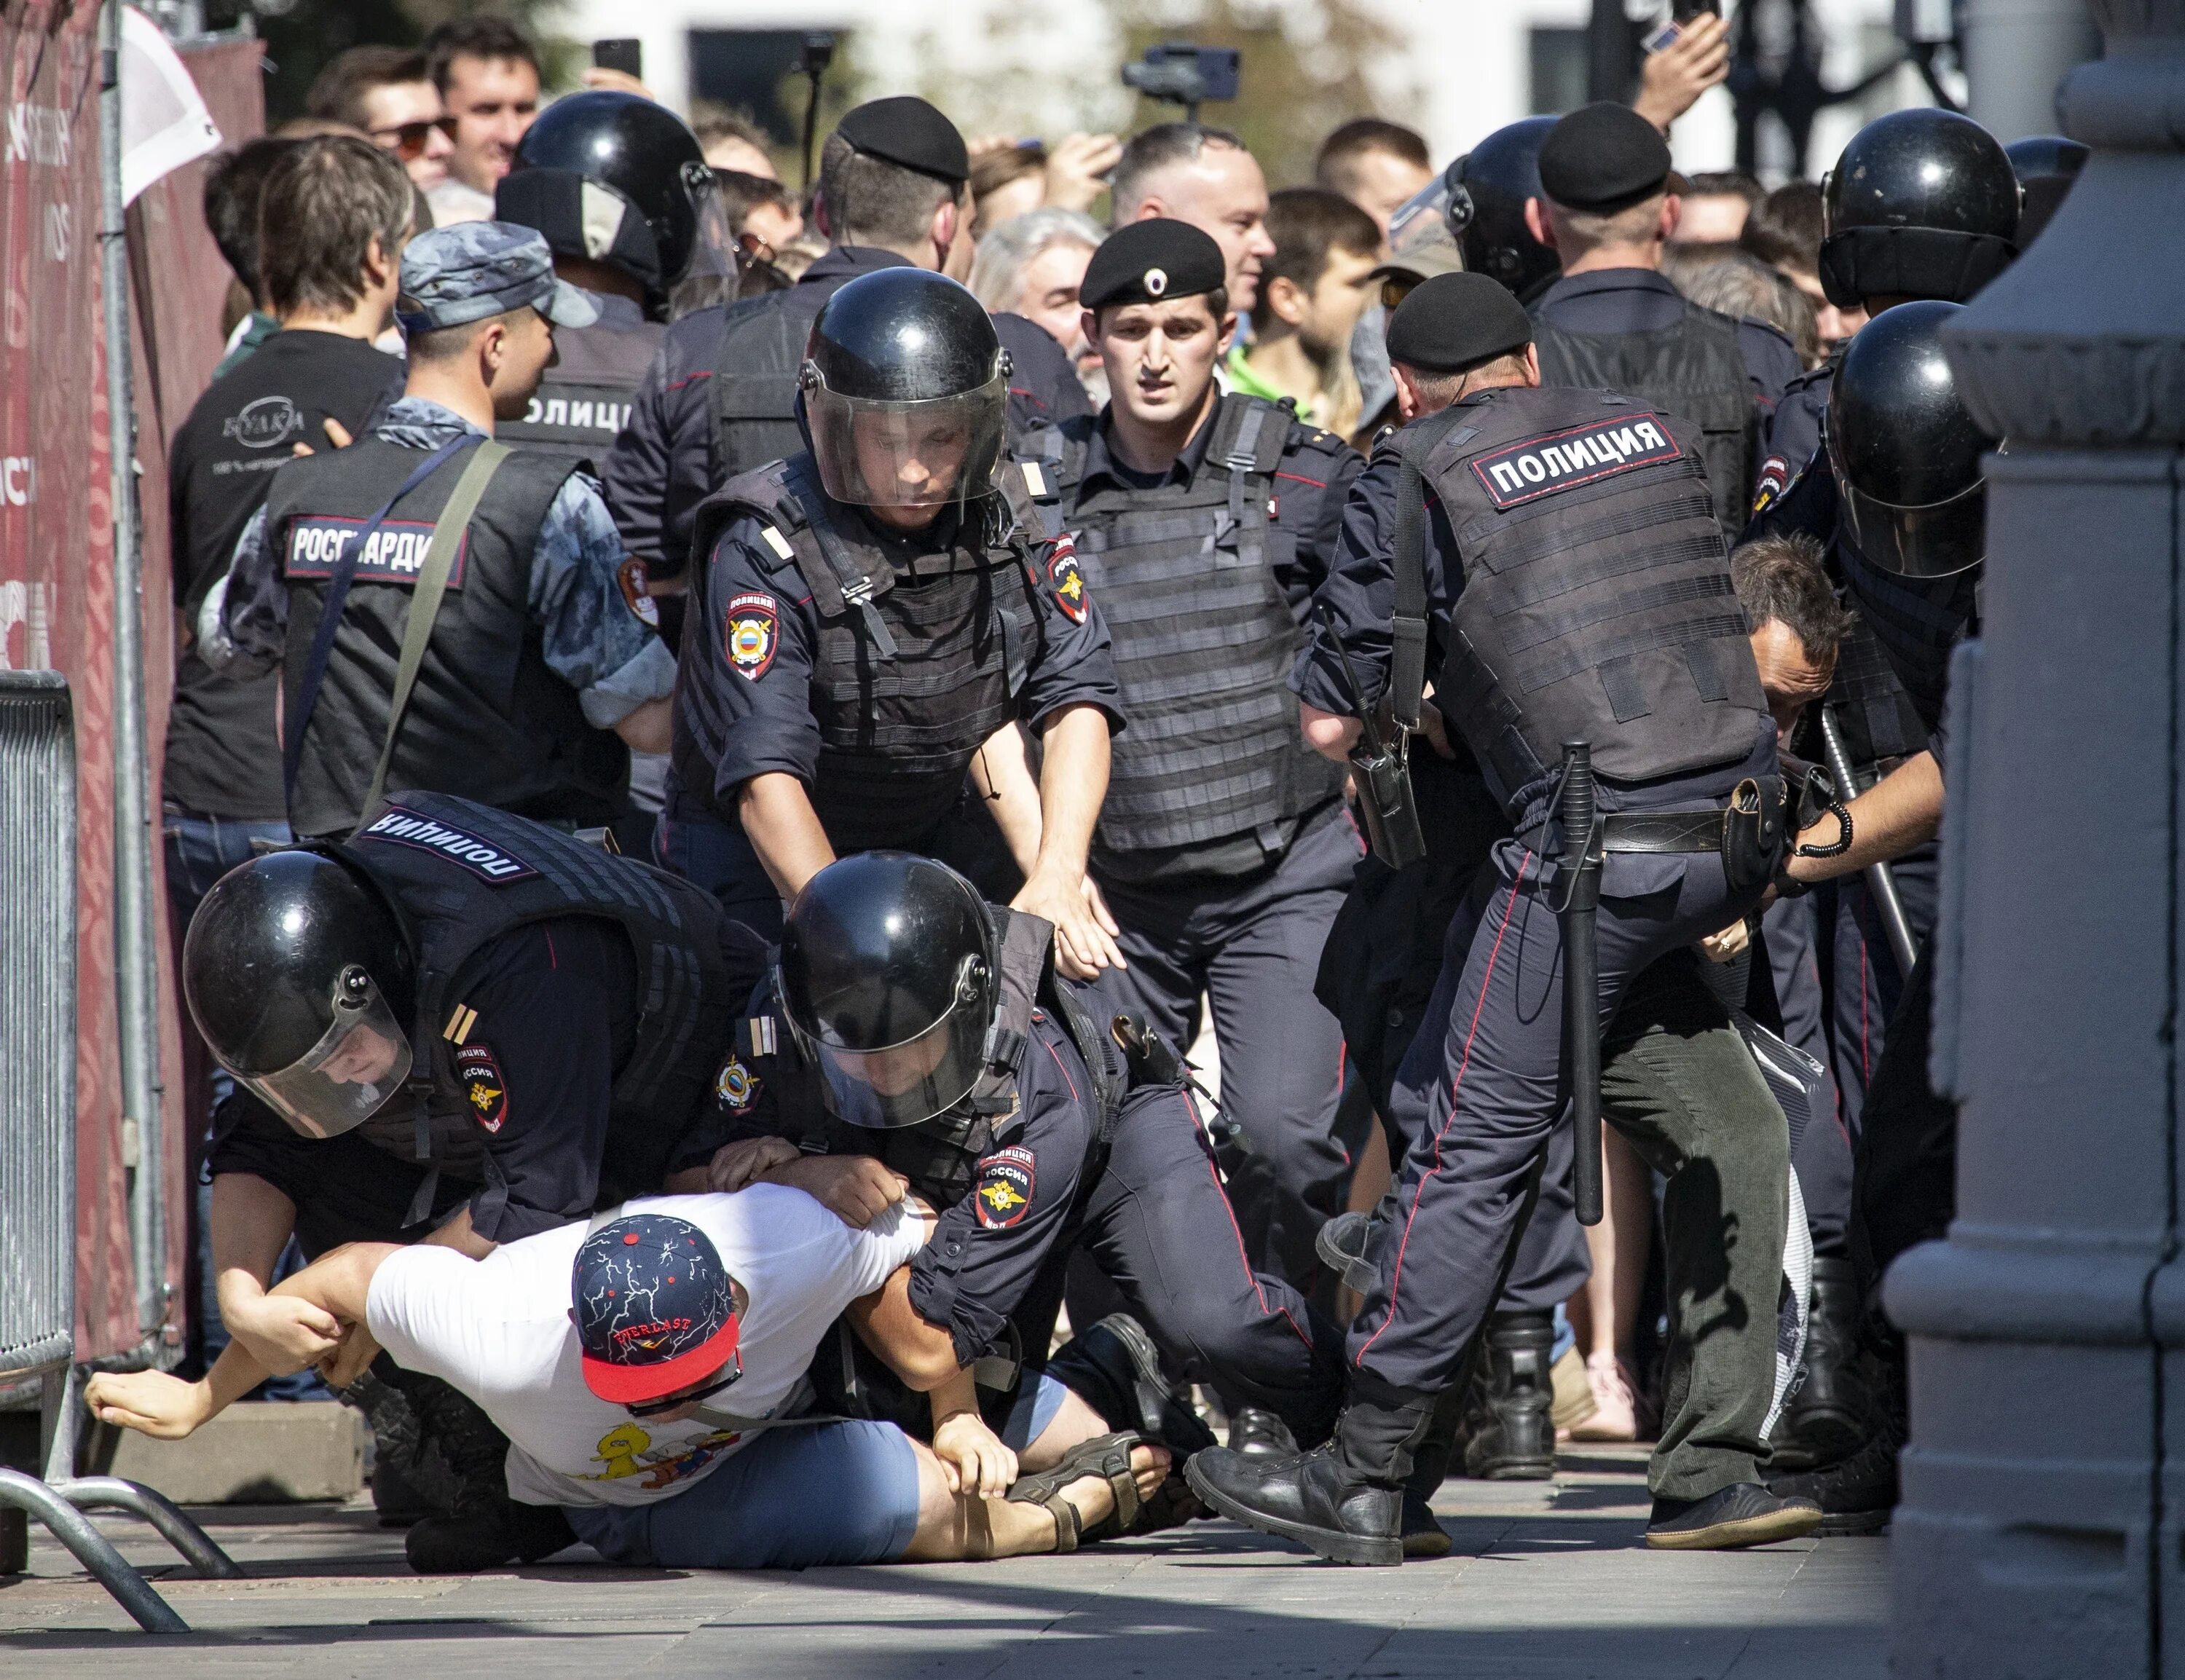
[1766,1414,1900,1535]
[1569,1352,1638,1442]
[1645,1483,1822,1550]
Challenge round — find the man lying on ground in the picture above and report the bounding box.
[88,1188,1168,1566]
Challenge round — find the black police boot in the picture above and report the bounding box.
[401,1377,572,1574]
[1398,1387,1465,1559]
[1646,1483,1823,1550]
[1185,1387,1428,1567]
[342,1363,446,1528]
[1767,1407,1902,1536]
[1459,1311,1556,1480]
[1774,1258,1867,1471]
[1228,1408,1298,1458]
[1044,1313,1216,1456]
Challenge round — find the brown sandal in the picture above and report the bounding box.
[1002,1430,1143,1551]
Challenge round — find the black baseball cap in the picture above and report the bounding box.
[834,96,969,186]
[1082,218,1227,312]
[1385,272,1534,374]
[1537,103,1674,215]
[572,1212,741,1405]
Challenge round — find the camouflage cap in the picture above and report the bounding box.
[396,221,601,336]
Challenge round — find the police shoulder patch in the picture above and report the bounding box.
[455,1042,508,1133]
[1471,411,1680,510]
[725,591,779,681]
[618,556,661,628]
[714,1053,760,1115]
[1046,537,1089,625]
[1750,450,1811,518]
[973,1145,1036,1229]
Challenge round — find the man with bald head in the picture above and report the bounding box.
[1110,122,1277,316]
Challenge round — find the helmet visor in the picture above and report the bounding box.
[1829,427,1991,579]
[683,162,741,282]
[791,983,990,1131]
[803,371,1008,508]
[237,967,413,1140]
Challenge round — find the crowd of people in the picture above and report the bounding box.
[79,9,2077,1578]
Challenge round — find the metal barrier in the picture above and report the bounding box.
[0,670,234,1630]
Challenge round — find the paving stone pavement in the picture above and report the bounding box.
[0,1446,1887,1678]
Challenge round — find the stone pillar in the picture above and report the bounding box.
[1891,5,2185,1674]
[1961,0,2101,141]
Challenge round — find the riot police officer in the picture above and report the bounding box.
[1446,116,1561,303]
[1758,301,1993,1532]
[1188,272,1817,1560]
[706,851,1345,1461]
[1524,103,1800,537]
[185,789,770,1571]
[204,224,678,843]
[666,267,1123,967]
[602,96,1090,589]
[1006,219,1364,1325]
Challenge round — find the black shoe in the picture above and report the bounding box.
[1400,1490,1450,1558]
[1186,1445,1402,1566]
[1767,1413,1901,1535]
[1646,1483,1822,1550]
[1046,1313,1216,1456]
[370,1456,430,1529]
[1776,1258,1868,1470]
[1460,1311,1554,1480]
[405,1500,576,1574]
[1229,1407,1298,1458]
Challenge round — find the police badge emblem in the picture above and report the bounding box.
[974,1145,1036,1229]
[715,1054,759,1115]
[618,557,661,628]
[1046,538,1090,626]
[455,1043,509,1132]
[725,591,779,681]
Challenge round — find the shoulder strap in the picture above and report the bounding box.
[283,435,471,811]
[1385,406,1469,733]
[351,441,513,833]
[1207,394,1289,528]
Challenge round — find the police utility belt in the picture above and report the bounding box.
[1528,776,1786,893]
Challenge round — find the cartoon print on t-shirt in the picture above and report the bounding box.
[580,1420,744,1487]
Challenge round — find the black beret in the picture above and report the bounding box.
[1537,102,1673,213]
[1385,272,1533,374]
[834,96,969,185]
[1081,218,1227,312]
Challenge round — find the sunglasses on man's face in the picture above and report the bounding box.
[371,117,457,162]
[621,1350,744,1419]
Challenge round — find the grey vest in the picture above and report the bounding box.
[1021,396,1345,854]
[495,317,664,470]
[1409,384,1770,817]
[1824,618,1929,773]
[682,456,1048,853]
[1533,298,1757,542]
[264,435,626,840]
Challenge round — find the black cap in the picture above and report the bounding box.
[1081,218,1227,312]
[1537,102,1673,214]
[1385,272,1533,374]
[834,96,969,186]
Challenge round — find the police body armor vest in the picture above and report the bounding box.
[1533,299,1757,543]
[1406,385,1768,816]
[264,436,626,840]
[495,317,664,470]
[682,456,1048,853]
[340,790,756,1196]
[705,285,834,487]
[1017,396,1345,855]
[1824,618,1929,773]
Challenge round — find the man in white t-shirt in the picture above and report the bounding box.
[89,1188,1167,1569]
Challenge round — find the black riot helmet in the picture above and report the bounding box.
[1826,300,1996,580]
[777,853,1002,1130]
[182,850,418,1140]
[1819,109,2020,310]
[1443,117,1561,301]
[800,267,1009,508]
[2005,134,2091,248]
[499,90,717,293]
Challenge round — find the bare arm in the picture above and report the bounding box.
[1301,701,1362,762]
[422,1204,497,1261]
[613,696,672,754]
[1787,750,1945,886]
[737,770,838,902]
[210,1173,342,1373]
[847,1262,964,1392]
[1010,704,1125,979]
[970,722,1044,878]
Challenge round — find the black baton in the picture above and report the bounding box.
[1559,741,1605,1227]
[1816,706,1920,979]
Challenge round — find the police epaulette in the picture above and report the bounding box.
[442,1004,478,1044]
[739,1016,779,1058]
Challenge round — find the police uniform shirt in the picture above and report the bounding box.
[210,916,720,1245]
[682,497,1123,810]
[1752,355,1838,511]
[1292,413,1774,824]
[1536,269,1802,415]
[208,395,677,731]
[165,331,403,820]
[601,247,1095,584]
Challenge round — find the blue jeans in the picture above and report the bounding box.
[165,805,324,1400]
